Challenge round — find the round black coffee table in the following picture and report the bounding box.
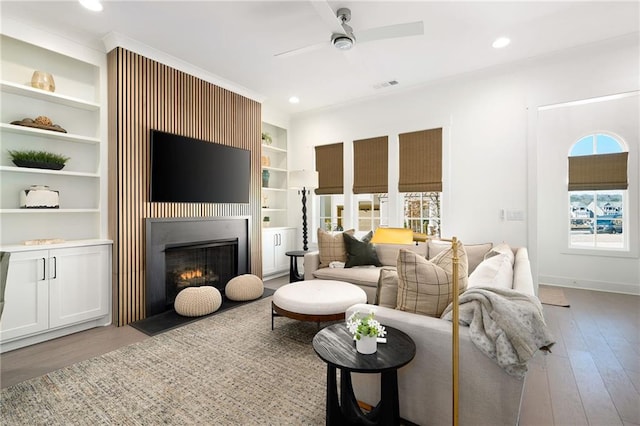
[312,323,416,425]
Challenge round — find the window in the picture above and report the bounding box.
[319,195,344,231]
[356,193,388,232]
[568,134,628,249]
[403,192,441,237]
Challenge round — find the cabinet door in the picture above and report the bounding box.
[274,229,297,271]
[0,250,49,341]
[49,245,110,328]
[262,229,277,276]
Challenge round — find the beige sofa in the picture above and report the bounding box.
[305,241,535,425]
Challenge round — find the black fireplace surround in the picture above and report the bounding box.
[145,217,249,317]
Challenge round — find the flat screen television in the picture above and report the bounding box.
[150,130,250,203]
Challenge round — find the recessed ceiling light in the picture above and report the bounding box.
[492,37,511,49]
[79,0,103,12]
[289,96,300,104]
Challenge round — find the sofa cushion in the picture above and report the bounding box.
[376,242,427,267]
[343,231,382,268]
[317,228,355,268]
[312,265,383,288]
[429,240,492,274]
[430,242,469,293]
[396,250,453,317]
[375,267,398,308]
[468,253,513,289]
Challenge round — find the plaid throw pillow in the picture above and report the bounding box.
[317,228,355,268]
[396,243,468,317]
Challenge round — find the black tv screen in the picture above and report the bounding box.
[150,130,250,203]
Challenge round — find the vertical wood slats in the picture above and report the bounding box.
[108,48,262,326]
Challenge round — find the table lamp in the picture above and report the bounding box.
[289,169,319,251]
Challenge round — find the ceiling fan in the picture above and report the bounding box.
[275,3,424,58]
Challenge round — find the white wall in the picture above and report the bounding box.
[289,34,640,294]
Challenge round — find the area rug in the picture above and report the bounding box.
[1,297,328,425]
[538,285,570,307]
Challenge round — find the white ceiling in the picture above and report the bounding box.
[2,1,639,116]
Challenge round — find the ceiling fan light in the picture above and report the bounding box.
[79,0,103,12]
[332,35,354,51]
[492,37,511,49]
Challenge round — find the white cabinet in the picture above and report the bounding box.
[262,227,296,277]
[0,242,111,353]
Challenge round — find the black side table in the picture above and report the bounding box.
[312,323,416,425]
[285,250,306,282]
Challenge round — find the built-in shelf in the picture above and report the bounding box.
[262,144,287,154]
[0,123,100,144]
[0,80,100,110]
[261,208,287,212]
[263,166,287,173]
[0,209,100,214]
[0,166,99,178]
[262,187,287,192]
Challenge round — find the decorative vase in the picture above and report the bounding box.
[31,71,55,92]
[262,170,270,187]
[356,335,377,354]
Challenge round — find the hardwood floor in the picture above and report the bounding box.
[2,280,638,426]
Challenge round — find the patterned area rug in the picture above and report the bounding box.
[1,297,328,425]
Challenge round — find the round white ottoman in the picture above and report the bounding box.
[271,280,367,329]
[174,286,222,317]
[225,274,264,301]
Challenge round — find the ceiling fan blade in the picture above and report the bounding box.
[308,0,344,34]
[357,21,424,44]
[274,41,326,58]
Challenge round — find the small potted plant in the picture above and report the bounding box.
[346,310,386,354]
[8,149,69,170]
[263,216,270,227]
[261,132,272,145]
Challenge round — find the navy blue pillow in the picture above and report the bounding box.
[343,231,382,268]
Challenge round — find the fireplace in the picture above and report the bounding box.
[146,217,249,317]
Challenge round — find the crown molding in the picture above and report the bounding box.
[102,32,265,104]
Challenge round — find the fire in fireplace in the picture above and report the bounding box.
[164,239,237,307]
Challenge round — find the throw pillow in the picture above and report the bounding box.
[395,249,452,317]
[430,241,469,293]
[468,253,513,289]
[396,242,469,317]
[317,228,355,268]
[343,231,382,268]
[484,242,514,265]
[375,267,398,308]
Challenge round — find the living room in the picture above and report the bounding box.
[1,1,639,425]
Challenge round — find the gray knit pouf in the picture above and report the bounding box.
[174,286,222,317]
[225,274,264,301]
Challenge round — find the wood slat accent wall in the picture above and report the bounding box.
[108,48,262,325]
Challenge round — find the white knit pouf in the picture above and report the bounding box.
[225,274,264,301]
[174,286,222,317]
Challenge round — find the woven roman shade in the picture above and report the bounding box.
[315,143,344,195]
[568,152,628,191]
[353,136,388,194]
[398,128,442,192]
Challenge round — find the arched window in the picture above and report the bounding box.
[568,134,628,249]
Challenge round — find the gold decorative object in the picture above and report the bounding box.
[261,155,271,167]
[34,116,53,127]
[31,71,55,92]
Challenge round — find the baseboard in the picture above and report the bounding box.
[538,275,640,296]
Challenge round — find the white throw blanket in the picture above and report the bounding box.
[441,286,555,378]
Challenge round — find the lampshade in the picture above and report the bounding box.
[289,170,319,189]
[370,227,413,245]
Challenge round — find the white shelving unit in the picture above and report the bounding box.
[0,28,111,351]
[0,33,107,245]
[261,122,295,277]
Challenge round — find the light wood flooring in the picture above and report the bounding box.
[1,280,638,426]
